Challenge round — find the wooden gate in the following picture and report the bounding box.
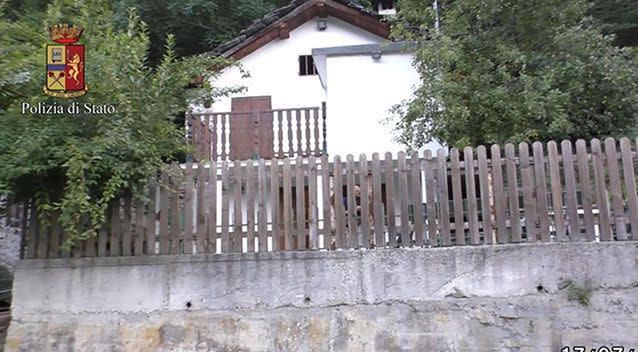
[230,96,274,160]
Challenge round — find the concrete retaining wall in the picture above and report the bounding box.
[0,214,21,273]
[5,242,638,351]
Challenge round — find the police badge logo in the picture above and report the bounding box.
[43,24,88,98]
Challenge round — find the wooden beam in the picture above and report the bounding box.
[229,0,390,60]
[278,22,290,39]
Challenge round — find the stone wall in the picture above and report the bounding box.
[5,242,638,352]
[0,204,22,272]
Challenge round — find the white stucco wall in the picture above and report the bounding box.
[210,16,384,112]
[324,52,443,157]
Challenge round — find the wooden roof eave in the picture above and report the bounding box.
[223,0,390,61]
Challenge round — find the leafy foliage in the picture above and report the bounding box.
[390,0,638,148]
[112,0,284,65]
[590,0,638,47]
[0,0,238,246]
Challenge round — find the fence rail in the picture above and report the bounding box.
[21,137,638,259]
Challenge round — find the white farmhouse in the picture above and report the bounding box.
[193,0,442,160]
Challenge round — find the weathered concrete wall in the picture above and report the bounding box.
[5,242,638,352]
[0,212,21,273]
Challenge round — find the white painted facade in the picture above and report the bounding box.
[210,17,383,113]
[207,15,444,158]
[322,52,443,156]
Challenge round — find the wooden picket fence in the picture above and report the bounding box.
[22,137,638,259]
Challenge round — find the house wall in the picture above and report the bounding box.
[324,52,444,156]
[209,16,384,113]
[6,242,638,351]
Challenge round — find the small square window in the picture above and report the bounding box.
[373,0,395,10]
[298,55,317,76]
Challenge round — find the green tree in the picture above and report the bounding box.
[112,0,282,65]
[0,0,238,245]
[390,0,638,149]
[590,0,638,47]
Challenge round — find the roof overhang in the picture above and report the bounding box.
[311,42,416,89]
[216,0,391,60]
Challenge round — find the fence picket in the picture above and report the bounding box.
[333,156,346,249]
[122,197,132,256]
[109,200,121,256]
[308,156,319,249]
[504,144,522,242]
[547,141,566,241]
[246,160,256,252]
[397,152,411,246]
[258,159,268,251]
[134,197,144,256]
[477,146,492,244]
[410,151,425,246]
[518,143,537,242]
[96,210,108,257]
[450,148,465,245]
[576,140,595,241]
[561,140,580,241]
[437,149,452,246]
[424,150,438,246]
[371,153,384,248]
[604,138,626,240]
[220,161,230,253]
[463,146,480,244]
[321,156,332,249]
[591,139,611,241]
[184,162,194,254]
[346,155,357,248]
[170,163,181,254]
[233,160,243,253]
[159,171,169,254]
[196,163,206,253]
[208,162,219,253]
[270,160,281,251]
[283,158,293,250]
[532,142,550,242]
[359,154,371,248]
[295,156,306,250]
[36,213,48,259]
[50,222,61,259]
[621,138,638,240]
[491,145,508,244]
[384,152,397,247]
[146,178,157,255]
